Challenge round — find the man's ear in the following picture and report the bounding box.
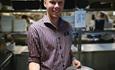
[44,0,46,8]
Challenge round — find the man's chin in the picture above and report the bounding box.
[52,15,60,18]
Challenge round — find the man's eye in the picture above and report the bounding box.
[50,1,56,4]
[58,2,63,5]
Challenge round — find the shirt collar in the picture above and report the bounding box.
[42,15,65,31]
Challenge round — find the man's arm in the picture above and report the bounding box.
[27,26,41,70]
[29,62,40,70]
[70,47,81,69]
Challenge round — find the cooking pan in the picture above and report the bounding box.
[66,66,94,70]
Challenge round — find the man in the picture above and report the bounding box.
[27,0,81,70]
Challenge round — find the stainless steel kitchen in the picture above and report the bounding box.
[0,0,115,70]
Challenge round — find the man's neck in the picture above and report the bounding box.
[47,14,59,27]
[50,18,59,27]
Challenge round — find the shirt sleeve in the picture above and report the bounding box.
[27,25,41,64]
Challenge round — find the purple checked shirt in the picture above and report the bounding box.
[27,15,73,70]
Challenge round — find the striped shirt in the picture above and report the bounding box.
[27,15,73,70]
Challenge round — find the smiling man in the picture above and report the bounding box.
[27,0,81,70]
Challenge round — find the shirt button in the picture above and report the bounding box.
[58,37,60,40]
[60,46,61,49]
[61,55,63,58]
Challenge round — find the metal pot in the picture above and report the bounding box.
[66,66,94,70]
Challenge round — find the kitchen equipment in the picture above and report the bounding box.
[66,66,94,70]
[0,37,6,53]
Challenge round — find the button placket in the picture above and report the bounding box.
[56,32,65,68]
[57,35,62,51]
[56,36,61,59]
[58,37,62,50]
[58,35,65,66]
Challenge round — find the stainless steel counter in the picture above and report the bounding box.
[13,45,28,54]
[81,43,115,52]
[13,43,115,54]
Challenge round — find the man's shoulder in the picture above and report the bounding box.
[27,18,45,34]
[61,18,72,29]
[30,18,44,28]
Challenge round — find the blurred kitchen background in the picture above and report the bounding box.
[0,0,115,70]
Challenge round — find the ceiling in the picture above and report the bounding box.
[0,0,115,10]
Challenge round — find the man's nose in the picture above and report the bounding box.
[55,3,59,8]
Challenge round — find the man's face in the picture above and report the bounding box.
[44,0,64,19]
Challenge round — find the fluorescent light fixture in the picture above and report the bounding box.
[113,11,115,16]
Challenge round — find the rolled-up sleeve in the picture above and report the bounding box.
[27,25,41,64]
